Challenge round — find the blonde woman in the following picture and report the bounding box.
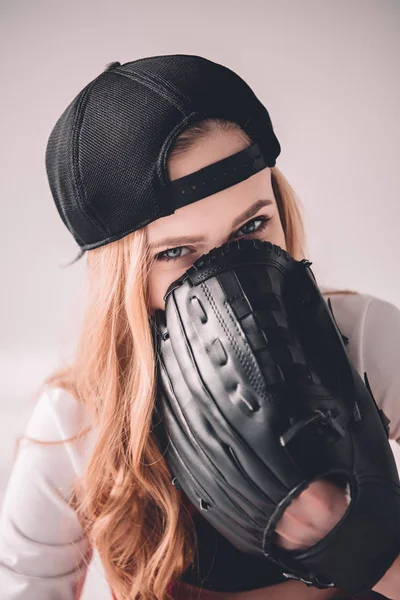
[1,55,400,600]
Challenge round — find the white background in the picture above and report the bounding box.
[1,1,400,597]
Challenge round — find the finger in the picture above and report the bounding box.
[274,508,316,544]
[288,480,349,528]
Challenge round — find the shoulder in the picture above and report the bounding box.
[318,288,372,369]
[319,286,373,324]
[319,287,400,360]
[12,385,97,488]
[22,385,96,471]
[25,385,98,477]
[320,287,400,443]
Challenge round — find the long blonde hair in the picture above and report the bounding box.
[22,118,359,599]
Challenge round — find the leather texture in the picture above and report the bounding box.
[152,238,400,596]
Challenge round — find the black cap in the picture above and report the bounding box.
[45,54,281,256]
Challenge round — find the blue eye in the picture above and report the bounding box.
[157,246,191,261]
[155,215,271,262]
[236,216,270,236]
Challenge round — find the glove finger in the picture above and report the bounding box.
[165,272,299,506]
[158,329,273,531]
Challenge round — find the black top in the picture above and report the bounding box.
[179,508,389,599]
[179,508,288,593]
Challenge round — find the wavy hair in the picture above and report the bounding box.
[19,117,359,599]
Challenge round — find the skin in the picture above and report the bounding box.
[146,128,400,599]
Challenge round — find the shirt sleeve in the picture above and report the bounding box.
[0,387,94,599]
[361,296,400,443]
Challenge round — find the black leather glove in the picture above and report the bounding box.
[152,238,400,596]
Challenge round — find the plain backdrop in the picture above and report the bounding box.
[1,1,399,597]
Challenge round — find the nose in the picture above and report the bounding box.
[199,233,233,258]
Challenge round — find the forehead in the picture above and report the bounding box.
[147,130,274,241]
[167,127,250,181]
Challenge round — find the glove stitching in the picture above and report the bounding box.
[200,282,267,400]
[224,301,269,401]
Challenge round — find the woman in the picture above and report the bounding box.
[1,55,400,600]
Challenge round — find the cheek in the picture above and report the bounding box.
[268,215,286,250]
[148,270,167,312]
[148,265,185,311]
[256,216,286,252]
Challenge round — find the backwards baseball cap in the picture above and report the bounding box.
[45,54,281,262]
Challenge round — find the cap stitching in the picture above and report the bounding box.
[71,76,111,237]
[136,66,192,107]
[156,111,206,191]
[112,67,187,115]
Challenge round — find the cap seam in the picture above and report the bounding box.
[156,111,207,191]
[135,66,192,107]
[112,67,187,115]
[71,75,112,237]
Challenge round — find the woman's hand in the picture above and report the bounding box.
[274,477,400,599]
[274,478,349,551]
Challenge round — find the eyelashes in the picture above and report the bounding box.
[155,215,272,262]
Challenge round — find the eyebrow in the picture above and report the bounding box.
[149,198,274,250]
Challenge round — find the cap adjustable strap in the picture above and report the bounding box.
[168,142,270,209]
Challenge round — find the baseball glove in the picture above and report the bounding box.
[152,238,400,595]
